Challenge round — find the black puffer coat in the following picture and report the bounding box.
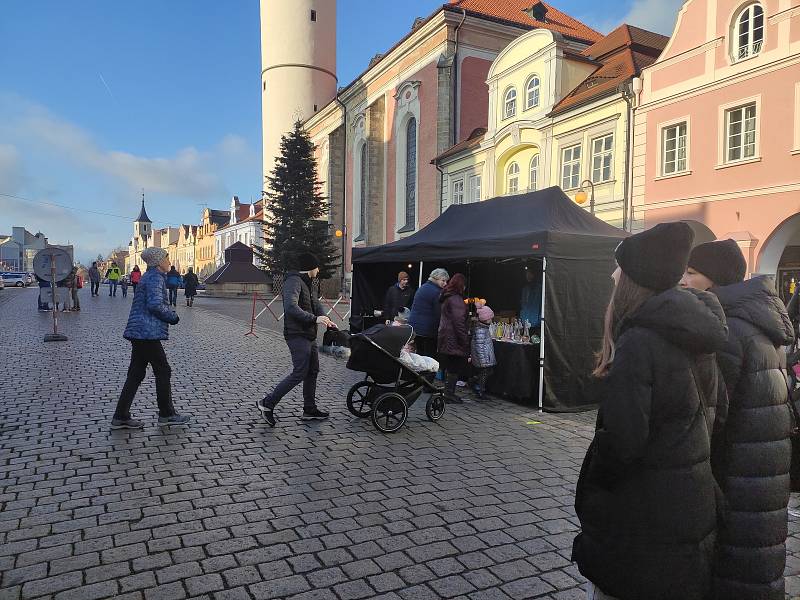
[712,276,794,600]
[573,288,728,600]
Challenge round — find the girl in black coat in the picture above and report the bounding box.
[573,223,728,600]
[682,239,794,600]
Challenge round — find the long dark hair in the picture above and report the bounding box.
[593,270,654,377]
[442,273,466,296]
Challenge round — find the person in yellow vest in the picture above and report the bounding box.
[105,262,121,297]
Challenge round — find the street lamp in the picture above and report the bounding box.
[574,179,595,215]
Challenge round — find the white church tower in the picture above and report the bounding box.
[260,0,337,186]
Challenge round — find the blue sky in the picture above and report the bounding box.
[0,0,679,264]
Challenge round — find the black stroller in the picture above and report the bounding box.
[346,324,446,433]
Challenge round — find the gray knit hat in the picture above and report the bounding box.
[141,247,168,267]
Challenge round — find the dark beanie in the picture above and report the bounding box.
[615,222,694,291]
[688,239,746,286]
[296,251,320,272]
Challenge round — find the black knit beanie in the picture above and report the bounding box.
[615,222,694,291]
[688,239,747,287]
[296,252,320,272]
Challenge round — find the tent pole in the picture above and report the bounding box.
[419,261,424,288]
[538,256,547,413]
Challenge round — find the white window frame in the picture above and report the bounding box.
[469,174,482,203]
[561,144,582,190]
[452,179,465,205]
[660,121,689,176]
[529,155,539,191]
[717,97,761,166]
[732,3,764,62]
[525,76,540,111]
[506,162,520,194]
[590,133,614,184]
[503,87,517,120]
[393,81,421,234]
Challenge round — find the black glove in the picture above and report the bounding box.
[171,315,180,325]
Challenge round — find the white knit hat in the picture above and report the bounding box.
[141,247,168,267]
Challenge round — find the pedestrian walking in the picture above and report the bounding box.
[111,247,189,430]
[88,262,101,297]
[130,265,142,293]
[382,271,414,320]
[165,266,181,307]
[409,268,449,358]
[61,268,75,312]
[183,267,199,307]
[120,276,129,298]
[256,251,335,427]
[105,261,121,296]
[471,301,496,398]
[572,222,728,600]
[36,275,50,311]
[681,239,794,600]
[69,266,81,311]
[438,273,470,404]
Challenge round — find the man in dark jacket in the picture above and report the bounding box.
[382,271,413,320]
[681,239,794,600]
[257,251,335,427]
[409,268,448,358]
[88,262,101,297]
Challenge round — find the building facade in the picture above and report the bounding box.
[433,25,666,230]
[214,196,266,268]
[632,0,800,295]
[303,0,602,290]
[0,227,48,272]
[196,208,230,278]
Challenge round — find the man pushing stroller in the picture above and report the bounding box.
[257,251,336,427]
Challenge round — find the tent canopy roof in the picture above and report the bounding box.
[352,186,627,264]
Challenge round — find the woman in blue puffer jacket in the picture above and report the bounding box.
[111,247,190,430]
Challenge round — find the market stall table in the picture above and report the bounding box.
[486,339,540,402]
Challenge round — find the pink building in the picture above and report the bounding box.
[632,0,800,298]
[305,0,600,291]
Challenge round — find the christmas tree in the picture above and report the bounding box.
[254,121,339,279]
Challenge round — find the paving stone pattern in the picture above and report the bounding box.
[1,287,799,600]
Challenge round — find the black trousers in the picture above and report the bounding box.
[168,287,178,305]
[415,335,438,359]
[264,336,319,410]
[90,281,100,296]
[114,340,175,419]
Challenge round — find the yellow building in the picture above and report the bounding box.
[434,25,667,230]
[196,208,230,278]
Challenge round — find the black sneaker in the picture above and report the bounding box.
[444,395,464,404]
[301,407,329,420]
[257,399,276,427]
[157,414,191,427]
[111,418,145,430]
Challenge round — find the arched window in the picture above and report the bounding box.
[359,144,367,237]
[504,88,517,119]
[507,162,520,194]
[525,76,540,110]
[734,3,764,60]
[529,155,539,191]
[404,118,417,228]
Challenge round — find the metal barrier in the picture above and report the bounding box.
[245,292,350,337]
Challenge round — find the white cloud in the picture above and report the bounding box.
[17,107,223,198]
[621,0,683,35]
[0,144,23,194]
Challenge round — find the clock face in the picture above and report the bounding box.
[33,247,72,281]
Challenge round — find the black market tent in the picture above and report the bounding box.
[351,186,628,412]
[205,242,269,285]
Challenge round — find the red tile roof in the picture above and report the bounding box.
[548,24,667,116]
[447,0,602,44]
[432,127,487,163]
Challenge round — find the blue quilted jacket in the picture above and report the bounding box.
[123,267,179,341]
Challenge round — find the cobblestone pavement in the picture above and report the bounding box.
[1,287,799,600]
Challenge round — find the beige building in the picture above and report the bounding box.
[174,225,198,274]
[196,208,230,278]
[434,24,667,230]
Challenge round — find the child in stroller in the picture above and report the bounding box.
[345,322,446,433]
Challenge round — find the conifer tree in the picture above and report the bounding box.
[254,121,339,279]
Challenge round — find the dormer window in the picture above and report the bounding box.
[733,3,764,61]
[523,3,548,22]
[504,87,517,119]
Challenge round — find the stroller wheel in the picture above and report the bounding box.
[346,381,374,418]
[425,393,446,422]
[371,392,408,433]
